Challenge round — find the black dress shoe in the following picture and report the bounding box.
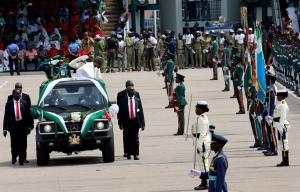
[12,158,17,165]
[127,155,131,160]
[194,184,208,190]
[257,146,266,150]
[165,105,171,109]
[222,89,229,92]
[264,151,278,156]
[19,161,24,166]
[123,154,128,158]
[24,160,29,163]
[173,132,183,136]
[134,156,139,160]
[249,143,260,148]
[162,86,167,89]
[236,110,246,114]
[230,96,237,98]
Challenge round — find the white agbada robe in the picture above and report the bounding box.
[76,62,103,80]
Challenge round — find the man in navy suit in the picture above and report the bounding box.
[3,89,33,166]
[118,81,145,160]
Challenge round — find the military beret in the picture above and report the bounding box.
[211,134,228,145]
[176,73,185,80]
[233,54,241,61]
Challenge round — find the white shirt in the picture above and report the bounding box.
[13,99,23,121]
[249,34,255,44]
[128,95,136,119]
[220,37,225,46]
[235,33,245,45]
[183,34,194,45]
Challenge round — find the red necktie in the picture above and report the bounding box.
[16,101,20,121]
[129,97,134,119]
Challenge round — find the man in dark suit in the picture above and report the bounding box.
[118,81,145,160]
[3,89,34,166]
[117,80,140,157]
[7,82,31,163]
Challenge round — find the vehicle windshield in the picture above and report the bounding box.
[41,83,107,111]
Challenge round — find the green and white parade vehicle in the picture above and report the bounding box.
[31,77,119,166]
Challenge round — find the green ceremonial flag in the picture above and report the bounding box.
[244,50,252,91]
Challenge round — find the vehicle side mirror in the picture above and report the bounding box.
[31,105,39,119]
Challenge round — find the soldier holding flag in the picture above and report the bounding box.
[233,55,245,114]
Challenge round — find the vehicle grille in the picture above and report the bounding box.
[65,122,82,132]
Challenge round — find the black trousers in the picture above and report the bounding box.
[9,56,20,76]
[124,119,140,156]
[249,113,258,144]
[9,122,27,162]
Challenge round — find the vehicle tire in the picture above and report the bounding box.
[36,146,49,166]
[102,136,115,163]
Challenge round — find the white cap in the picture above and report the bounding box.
[205,31,209,35]
[117,34,122,39]
[230,29,234,33]
[220,31,224,34]
[238,28,243,32]
[196,31,201,33]
[211,30,215,33]
[196,100,208,106]
[249,28,253,31]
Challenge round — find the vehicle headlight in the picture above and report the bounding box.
[43,124,52,133]
[96,122,105,130]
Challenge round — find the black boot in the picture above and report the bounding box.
[284,151,289,166]
[276,151,285,167]
[194,179,208,190]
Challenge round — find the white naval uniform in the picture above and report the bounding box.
[192,113,211,172]
[273,99,290,151]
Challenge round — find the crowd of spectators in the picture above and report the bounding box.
[0,0,107,74]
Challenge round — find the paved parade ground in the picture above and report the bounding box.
[0,68,300,192]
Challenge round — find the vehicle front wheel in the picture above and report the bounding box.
[36,146,49,166]
[102,136,115,163]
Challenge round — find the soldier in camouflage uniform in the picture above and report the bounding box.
[194,31,204,68]
[126,32,135,71]
[202,32,211,68]
[177,33,185,69]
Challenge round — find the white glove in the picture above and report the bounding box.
[109,104,119,117]
[188,169,202,178]
[237,86,242,90]
[257,115,263,123]
[266,116,273,125]
[197,146,202,153]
